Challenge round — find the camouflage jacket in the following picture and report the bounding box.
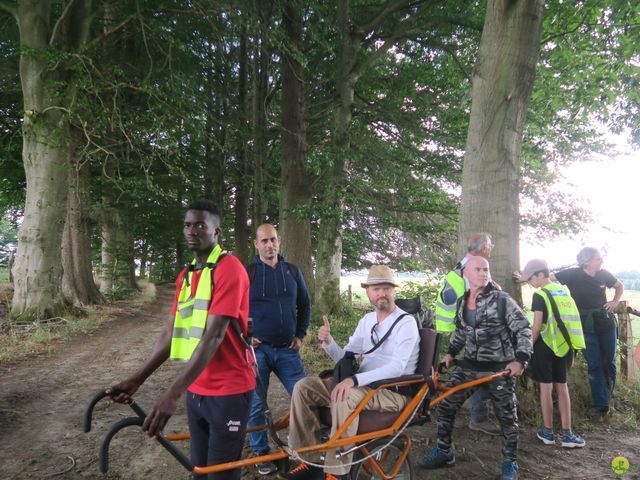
[448,283,532,369]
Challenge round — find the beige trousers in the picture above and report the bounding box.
[288,376,408,475]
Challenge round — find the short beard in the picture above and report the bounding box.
[375,299,391,311]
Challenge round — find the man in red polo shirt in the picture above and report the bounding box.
[107,199,254,479]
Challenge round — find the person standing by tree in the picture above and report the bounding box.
[107,199,254,480]
[551,247,623,418]
[246,224,311,475]
[434,232,500,435]
[516,259,585,448]
[419,256,531,480]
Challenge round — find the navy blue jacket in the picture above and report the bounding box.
[247,255,311,344]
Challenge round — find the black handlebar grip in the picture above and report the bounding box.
[99,416,194,474]
[99,416,144,473]
[83,390,110,433]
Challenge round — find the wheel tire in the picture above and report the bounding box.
[349,437,413,480]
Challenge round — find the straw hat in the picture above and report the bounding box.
[361,265,399,288]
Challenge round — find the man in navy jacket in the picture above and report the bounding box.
[247,224,311,474]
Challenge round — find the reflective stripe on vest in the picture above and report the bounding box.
[536,283,585,357]
[435,270,466,332]
[170,245,224,361]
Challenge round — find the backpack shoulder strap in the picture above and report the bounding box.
[247,262,257,282]
[540,287,574,352]
[496,291,508,322]
[364,313,410,355]
[285,261,300,279]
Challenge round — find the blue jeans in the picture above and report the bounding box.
[470,386,489,422]
[583,328,617,409]
[248,344,307,454]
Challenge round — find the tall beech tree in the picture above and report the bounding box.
[458,0,545,300]
[279,1,315,294]
[1,0,93,319]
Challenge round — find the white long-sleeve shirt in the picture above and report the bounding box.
[323,307,420,387]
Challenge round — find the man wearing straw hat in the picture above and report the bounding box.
[283,265,420,480]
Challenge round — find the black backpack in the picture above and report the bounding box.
[396,296,434,329]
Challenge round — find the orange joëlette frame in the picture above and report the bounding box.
[179,369,507,476]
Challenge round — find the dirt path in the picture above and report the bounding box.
[0,285,638,479]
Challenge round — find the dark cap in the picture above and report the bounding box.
[519,259,549,283]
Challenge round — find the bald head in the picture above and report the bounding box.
[254,224,280,264]
[467,232,493,259]
[464,256,490,290]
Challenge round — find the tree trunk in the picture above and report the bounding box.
[100,214,138,294]
[234,27,251,265]
[10,0,93,319]
[99,199,115,294]
[62,132,102,305]
[251,33,269,226]
[315,0,358,314]
[203,74,226,209]
[175,187,184,274]
[458,0,545,301]
[279,3,315,296]
[100,158,138,294]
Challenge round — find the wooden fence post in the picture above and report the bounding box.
[347,284,352,307]
[616,301,638,381]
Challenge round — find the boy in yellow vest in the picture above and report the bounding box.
[518,259,586,448]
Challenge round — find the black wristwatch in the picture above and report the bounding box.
[517,359,528,369]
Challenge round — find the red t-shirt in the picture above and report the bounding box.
[171,254,255,396]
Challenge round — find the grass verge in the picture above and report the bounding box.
[0,280,157,364]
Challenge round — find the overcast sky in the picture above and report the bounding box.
[521,138,639,274]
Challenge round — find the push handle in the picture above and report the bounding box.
[83,390,109,433]
[85,390,194,474]
[99,417,194,473]
[83,390,148,433]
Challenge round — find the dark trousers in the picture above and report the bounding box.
[437,366,519,462]
[186,391,252,479]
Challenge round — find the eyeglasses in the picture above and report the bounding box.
[370,323,381,346]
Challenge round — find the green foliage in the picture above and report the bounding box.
[1,0,638,311]
[520,0,640,239]
[397,279,439,307]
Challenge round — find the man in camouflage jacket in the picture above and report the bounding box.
[418,256,532,480]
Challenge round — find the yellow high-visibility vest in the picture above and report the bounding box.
[170,245,224,361]
[535,283,585,357]
[435,270,465,332]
